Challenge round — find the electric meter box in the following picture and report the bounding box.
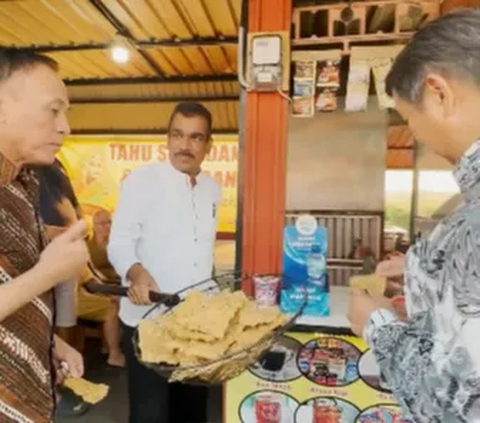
[247,31,290,92]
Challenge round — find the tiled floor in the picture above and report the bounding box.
[56,241,234,423]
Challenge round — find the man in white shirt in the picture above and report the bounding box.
[108,102,221,423]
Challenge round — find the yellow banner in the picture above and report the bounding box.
[58,135,238,233]
[225,331,411,423]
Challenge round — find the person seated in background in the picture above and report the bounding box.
[394,233,409,254]
[88,210,120,283]
[76,271,125,367]
[348,238,367,259]
[39,158,90,417]
[39,159,125,371]
[348,239,376,274]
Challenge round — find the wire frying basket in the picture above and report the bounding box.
[132,273,307,385]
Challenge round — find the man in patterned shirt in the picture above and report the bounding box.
[349,9,480,423]
[0,49,90,422]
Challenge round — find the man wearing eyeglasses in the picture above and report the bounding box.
[108,102,221,423]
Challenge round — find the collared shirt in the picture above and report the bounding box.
[108,161,221,327]
[0,154,55,423]
[365,139,480,423]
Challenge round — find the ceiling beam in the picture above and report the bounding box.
[71,128,238,135]
[139,36,237,48]
[25,36,238,53]
[88,0,163,75]
[64,73,238,86]
[70,95,239,104]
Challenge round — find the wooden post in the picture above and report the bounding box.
[241,0,291,294]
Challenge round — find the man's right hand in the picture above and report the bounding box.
[127,264,159,305]
[37,220,89,287]
[44,225,67,240]
[376,255,405,297]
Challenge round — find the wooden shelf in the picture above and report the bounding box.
[292,0,440,52]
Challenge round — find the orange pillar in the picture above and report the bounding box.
[241,0,291,294]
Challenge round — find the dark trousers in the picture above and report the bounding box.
[123,323,208,423]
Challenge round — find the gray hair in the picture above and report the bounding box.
[0,48,58,83]
[386,8,480,103]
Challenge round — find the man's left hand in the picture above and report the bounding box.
[54,335,84,378]
[348,288,393,337]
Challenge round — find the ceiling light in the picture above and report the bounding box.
[110,34,132,64]
[111,45,130,64]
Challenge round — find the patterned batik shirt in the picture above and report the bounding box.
[365,139,480,423]
[0,153,55,423]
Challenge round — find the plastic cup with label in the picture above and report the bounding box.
[255,394,282,423]
[254,276,280,307]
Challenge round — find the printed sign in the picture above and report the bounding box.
[58,135,238,233]
[225,332,412,423]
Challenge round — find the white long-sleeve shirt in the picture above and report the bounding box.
[108,161,221,327]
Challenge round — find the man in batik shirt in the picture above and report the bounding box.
[0,49,89,423]
[349,9,480,423]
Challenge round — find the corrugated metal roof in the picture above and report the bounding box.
[387,125,414,169]
[0,0,239,81]
[68,101,239,133]
[387,149,413,169]
[0,0,115,46]
[0,0,240,133]
[387,125,413,149]
[99,0,239,40]
[47,49,157,79]
[142,45,237,76]
[67,81,240,101]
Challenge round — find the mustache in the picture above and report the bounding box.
[175,150,195,159]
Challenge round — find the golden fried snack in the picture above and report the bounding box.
[238,303,283,328]
[172,290,248,339]
[64,377,109,404]
[138,319,181,365]
[349,273,387,297]
[137,289,288,383]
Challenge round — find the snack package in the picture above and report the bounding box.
[345,60,370,112]
[292,97,314,117]
[315,88,338,112]
[294,61,316,79]
[317,59,340,87]
[293,79,315,97]
[371,58,395,109]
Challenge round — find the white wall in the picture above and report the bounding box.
[286,99,387,211]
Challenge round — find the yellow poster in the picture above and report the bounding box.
[58,135,238,234]
[225,331,411,423]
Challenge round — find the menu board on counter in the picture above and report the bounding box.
[224,331,413,423]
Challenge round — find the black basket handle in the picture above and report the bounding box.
[84,281,181,307]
